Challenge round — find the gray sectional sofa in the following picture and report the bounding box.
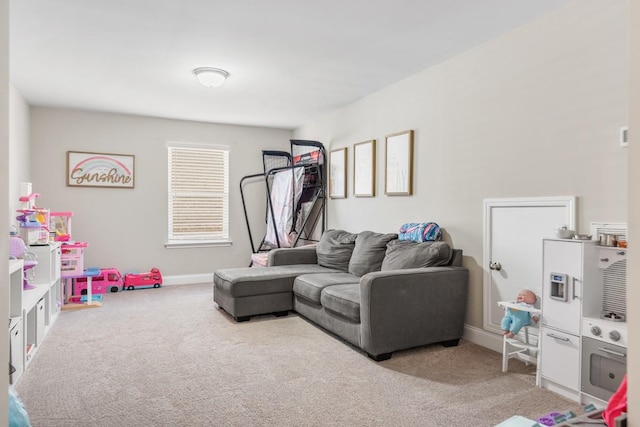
[213,230,469,361]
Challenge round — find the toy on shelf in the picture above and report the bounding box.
[16,208,50,245]
[49,211,73,242]
[123,268,162,290]
[16,183,51,245]
[60,242,88,277]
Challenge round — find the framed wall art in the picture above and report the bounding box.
[329,147,347,199]
[353,139,376,197]
[67,151,135,189]
[384,130,414,196]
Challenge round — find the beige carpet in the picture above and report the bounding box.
[15,283,581,426]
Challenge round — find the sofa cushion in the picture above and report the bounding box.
[348,231,398,277]
[315,229,358,272]
[214,265,337,297]
[293,272,360,305]
[321,284,361,323]
[381,240,453,271]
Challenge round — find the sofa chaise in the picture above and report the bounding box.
[213,229,469,361]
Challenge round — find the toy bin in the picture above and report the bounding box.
[60,242,87,277]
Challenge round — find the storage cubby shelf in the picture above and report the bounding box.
[9,243,62,384]
[22,283,49,312]
[10,259,23,275]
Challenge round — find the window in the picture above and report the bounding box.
[167,143,230,247]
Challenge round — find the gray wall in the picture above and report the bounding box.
[28,108,292,276]
[294,1,629,329]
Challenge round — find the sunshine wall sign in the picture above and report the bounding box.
[67,151,135,189]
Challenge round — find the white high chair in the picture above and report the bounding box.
[497,300,542,385]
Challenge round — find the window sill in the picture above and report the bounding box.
[164,240,232,249]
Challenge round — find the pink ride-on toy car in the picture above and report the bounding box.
[123,268,163,290]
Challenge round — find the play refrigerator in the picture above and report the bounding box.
[539,238,600,402]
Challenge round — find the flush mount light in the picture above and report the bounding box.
[193,67,229,88]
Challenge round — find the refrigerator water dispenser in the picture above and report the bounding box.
[550,273,568,301]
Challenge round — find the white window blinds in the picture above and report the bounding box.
[168,144,229,241]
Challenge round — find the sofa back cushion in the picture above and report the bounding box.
[348,231,398,276]
[381,240,453,271]
[316,229,358,272]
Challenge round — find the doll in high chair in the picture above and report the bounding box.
[501,289,539,338]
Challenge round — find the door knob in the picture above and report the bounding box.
[489,261,502,271]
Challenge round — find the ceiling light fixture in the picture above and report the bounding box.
[193,67,229,88]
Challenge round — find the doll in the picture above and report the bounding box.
[501,289,539,338]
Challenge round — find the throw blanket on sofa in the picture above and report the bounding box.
[397,222,442,242]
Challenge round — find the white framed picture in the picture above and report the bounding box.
[384,130,413,196]
[329,147,347,198]
[354,140,376,197]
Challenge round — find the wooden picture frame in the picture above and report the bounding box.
[353,140,376,197]
[384,130,414,196]
[67,151,135,188]
[329,147,347,199]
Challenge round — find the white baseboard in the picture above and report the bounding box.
[462,324,503,353]
[162,273,214,286]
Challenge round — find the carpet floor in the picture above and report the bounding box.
[15,283,582,426]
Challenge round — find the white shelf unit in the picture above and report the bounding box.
[9,260,24,384]
[9,243,62,378]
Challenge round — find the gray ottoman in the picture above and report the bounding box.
[213,264,337,322]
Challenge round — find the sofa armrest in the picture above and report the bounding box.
[267,245,318,266]
[359,266,469,356]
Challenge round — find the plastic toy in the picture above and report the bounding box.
[60,242,88,277]
[9,234,38,289]
[16,208,50,245]
[75,267,123,294]
[66,267,102,306]
[536,411,562,426]
[50,211,73,242]
[123,268,162,290]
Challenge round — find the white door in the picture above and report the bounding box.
[483,197,576,334]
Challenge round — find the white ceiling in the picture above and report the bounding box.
[10,0,568,130]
